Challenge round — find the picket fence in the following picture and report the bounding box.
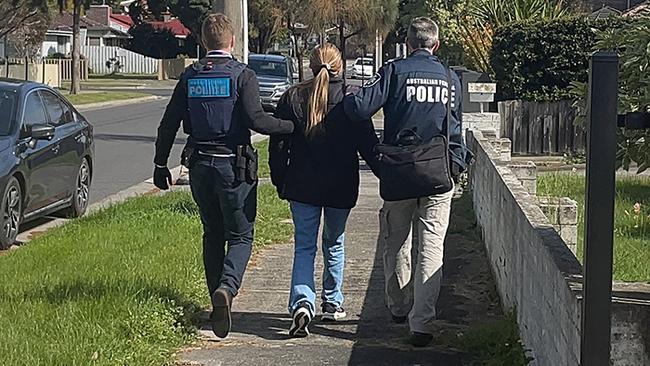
[498,100,586,155]
[81,46,158,74]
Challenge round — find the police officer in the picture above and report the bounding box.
[153,13,294,339]
[343,17,468,347]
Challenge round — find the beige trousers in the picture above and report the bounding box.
[378,187,454,334]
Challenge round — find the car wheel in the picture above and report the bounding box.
[1,177,22,249]
[61,158,91,218]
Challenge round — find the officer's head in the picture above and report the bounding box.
[407,17,440,53]
[201,13,235,53]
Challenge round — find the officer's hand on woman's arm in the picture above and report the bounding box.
[239,70,294,135]
[343,64,392,122]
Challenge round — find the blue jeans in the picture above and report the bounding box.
[288,201,351,316]
[189,156,257,298]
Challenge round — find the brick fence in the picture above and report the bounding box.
[467,130,650,366]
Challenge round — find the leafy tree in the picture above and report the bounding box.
[249,0,284,53]
[572,17,650,173]
[57,0,91,94]
[0,0,50,40]
[126,23,183,59]
[304,0,398,60]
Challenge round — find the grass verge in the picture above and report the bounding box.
[459,310,534,366]
[254,138,270,179]
[90,73,158,80]
[538,173,649,282]
[63,91,149,106]
[0,185,291,365]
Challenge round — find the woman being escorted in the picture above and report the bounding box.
[269,44,379,337]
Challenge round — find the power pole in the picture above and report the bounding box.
[212,0,249,63]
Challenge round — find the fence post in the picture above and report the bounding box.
[24,56,28,81]
[42,58,46,84]
[4,58,8,78]
[580,51,619,366]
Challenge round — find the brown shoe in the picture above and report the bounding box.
[211,287,232,338]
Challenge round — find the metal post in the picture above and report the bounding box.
[24,56,28,81]
[581,51,619,366]
[242,0,248,64]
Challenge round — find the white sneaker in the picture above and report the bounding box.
[289,303,312,337]
[321,303,347,321]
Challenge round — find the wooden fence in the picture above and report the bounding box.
[498,100,585,155]
[2,58,88,82]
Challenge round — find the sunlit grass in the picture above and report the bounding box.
[538,174,650,282]
[0,186,291,365]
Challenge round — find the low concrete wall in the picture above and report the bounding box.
[467,130,650,366]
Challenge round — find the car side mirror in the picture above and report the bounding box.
[29,124,55,140]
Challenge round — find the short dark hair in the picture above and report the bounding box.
[201,13,234,51]
[407,17,439,50]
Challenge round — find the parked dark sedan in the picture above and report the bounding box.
[0,79,94,249]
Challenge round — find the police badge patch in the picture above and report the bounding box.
[363,73,381,88]
[188,78,231,98]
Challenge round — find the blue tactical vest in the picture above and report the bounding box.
[383,51,458,145]
[186,57,247,143]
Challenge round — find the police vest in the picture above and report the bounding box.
[383,52,457,145]
[186,59,247,142]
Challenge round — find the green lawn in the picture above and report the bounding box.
[89,73,158,80]
[538,174,649,282]
[254,138,271,179]
[63,91,149,106]
[0,186,291,365]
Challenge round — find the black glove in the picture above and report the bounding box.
[153,166,172,190]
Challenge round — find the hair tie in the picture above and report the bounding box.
[320,63,332,71]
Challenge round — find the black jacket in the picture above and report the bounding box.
[154,56,294,166]
[343,49,469,171]
[269,78,379,209]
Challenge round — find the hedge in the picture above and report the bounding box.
[490,17,629,102]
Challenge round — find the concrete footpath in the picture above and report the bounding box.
[177,172,503,366]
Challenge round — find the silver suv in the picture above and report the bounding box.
[249,54,296,112]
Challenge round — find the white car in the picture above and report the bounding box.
[351,58,374,79]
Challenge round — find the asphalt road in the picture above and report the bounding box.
[83,97,183,204]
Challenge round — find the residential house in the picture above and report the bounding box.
[41,5,133,58]
[148,12,191,48]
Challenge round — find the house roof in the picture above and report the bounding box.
[111,14,134,27]
[590,5,623,19]
[149,18,190,38]
[623,1,650,16]
[49,11,131,38]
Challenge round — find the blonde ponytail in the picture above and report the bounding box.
[306,66,331,136]
[303,43,343,137]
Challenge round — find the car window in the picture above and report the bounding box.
[40,90,67,126]
[22,92,48,128]
[0,90,17,136]
[249,59,289,78]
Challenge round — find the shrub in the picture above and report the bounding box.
[490,17,628,102]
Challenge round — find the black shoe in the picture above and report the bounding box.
[321,302,347,322]
[409,331,433,347]
[289,302,312,338]
[391,314,408,324]
[211,287,232,338]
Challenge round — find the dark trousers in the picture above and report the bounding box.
[189,156,257,297]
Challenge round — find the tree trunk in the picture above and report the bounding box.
[338,22,346,63]
[70,0,81,95]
